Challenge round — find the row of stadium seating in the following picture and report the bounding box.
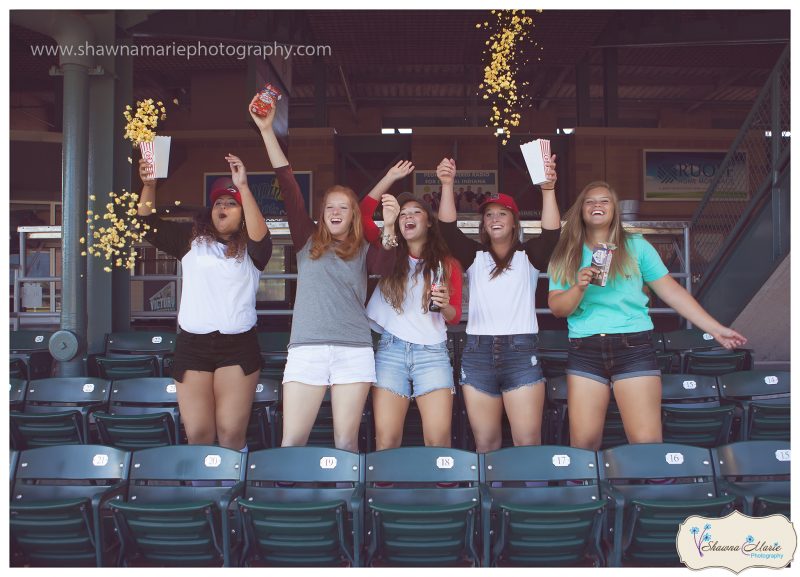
[10,369,790,451]
[11,327,755,381]
[10,441,790,567]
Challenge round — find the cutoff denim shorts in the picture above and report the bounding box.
[460,333,545,397]
[566,330,661,386]
[374,332,455,398]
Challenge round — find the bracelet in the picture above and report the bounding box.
[381,232,398,248]
[540,186,555,191]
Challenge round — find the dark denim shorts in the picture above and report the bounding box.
[566,330,661,386]
[460,334,545,397]
[172,327,262,382]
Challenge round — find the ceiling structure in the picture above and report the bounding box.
[10,9,789,127]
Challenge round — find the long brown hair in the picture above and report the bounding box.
[309,185,364,261]
[548,181,635,286]
[479,208,522,280]
[191,207,248,260]
[380,199,454,313]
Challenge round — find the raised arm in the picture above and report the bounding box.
[225,153,268,242]
[437,157,457,223]
[137,158,156,217]
[366,193,399,275]
[249,95,314,250]
[524,153,561,270]
[436,157,481,270]
[360,160,415,244]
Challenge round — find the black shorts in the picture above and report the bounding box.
[172,327,262,382]
[566,330,661,386]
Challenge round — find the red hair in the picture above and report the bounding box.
[309,185,364,260]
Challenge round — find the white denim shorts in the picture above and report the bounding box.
[282,344,376,386]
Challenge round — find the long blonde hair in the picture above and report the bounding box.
[548,181,636,286]
[309,185,364,261]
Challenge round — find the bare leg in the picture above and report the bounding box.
[416,388,453,448]
[213,365,259,450]
[330,382,372,452]
[175,370,216,445]
[462,384,504,453]
[613,375,663,444]
[567,375,612,450]
[281,381,328,447]
[372,386,411,450]
[502,382,546,446]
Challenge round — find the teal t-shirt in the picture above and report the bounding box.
[548,235,669,338]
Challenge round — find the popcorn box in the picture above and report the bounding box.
[140,136,171,179]
[520,138,552,185]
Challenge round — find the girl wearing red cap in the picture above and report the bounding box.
[250,96,397,452]
[137,153,271,452]
[359,162,464,449]
[438,157,561,453]
[548,181,746,450]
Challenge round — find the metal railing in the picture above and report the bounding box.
[689,46,790,288]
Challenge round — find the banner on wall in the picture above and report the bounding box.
[643,150,748,201]
[204,171,313,218]
[413,170,498,213]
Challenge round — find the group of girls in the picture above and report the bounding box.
[138,94,746,454]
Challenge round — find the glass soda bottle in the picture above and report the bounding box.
[429,261,445,312]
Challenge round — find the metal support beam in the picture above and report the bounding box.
[603,47,618,127]
[338,65,358,120]
[538,66,572,112]
[575,58,591,126]
[313,55,328,126]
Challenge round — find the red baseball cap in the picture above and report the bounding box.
[479,193,519,216]
[210,184,242,206]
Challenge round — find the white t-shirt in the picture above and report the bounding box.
[367,256,448,345]
[178,239,262,334]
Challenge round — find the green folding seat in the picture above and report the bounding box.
[662,328,752,376]
[247,379,281,450]
[365,446,481,567]
[712,441,790,518]
[480,446,606,567]
[236,447,364,566]
[10,330,54,380]
[650,332,677,373]
[10,377,111,449]
[598,443,735,567]
[536,330,569,378]
[108,445,246,567]
[94,331,176,380]
[661,374,733,447]
[718,370,790,441]
[93,377,180,450]
[10,445,130,567]
[10,377,26,412]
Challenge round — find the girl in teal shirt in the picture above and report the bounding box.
[548,181,746,450]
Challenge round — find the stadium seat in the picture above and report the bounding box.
[480,446,606,567]
[536,330,569,378]
[10,330,54,380]
[365,446,480,567]
[662,328,752,376]
[598,443,735,567]
[718,371,790,441]
[247,379,281,450]
[712,441,790,518]
[93,377,180,450]
[10,377,111,449]
[10,377,26,412]
[660,374,734,447]
[10,444,130,567]
[236,447,364,566]
[108,445,246,567]
[650,332,677,373]
[93,331,176,380]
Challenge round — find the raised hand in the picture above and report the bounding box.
[248,94,277,132]
[138,158,156,186]
[387,160,415,181]
[381,193,400,227]
[436,158,456,185]
[542,153,558,190]
[711,327,747,350]
[225,154,248,189]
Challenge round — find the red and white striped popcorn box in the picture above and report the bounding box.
[139,136,171,179]
[520,138,551,185]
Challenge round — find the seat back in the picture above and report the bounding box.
[10,377,27,411]
[662,328,718,352]
[10,445,130,567]
[12,377,111,448]
[712,441,790,517]
[96,331,177,379]
[9,330,54,379]
[247,379,281,450]
[718,371,790,441]
[481,446,606,567]
[598,443,735,566]
[238,447,364,566]
[683,349,750,375]
[718,370,790,400]
[660,374,733,447]
[544,375,569,445]
[94,378,180,449]
[104,331,177,356]
[536,330,569,378]
[110,445,246,567]
[365,447,480,566]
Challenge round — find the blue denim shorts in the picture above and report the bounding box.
[460,334,545,397]
[566,330,661,386]
[374,332,455,398]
